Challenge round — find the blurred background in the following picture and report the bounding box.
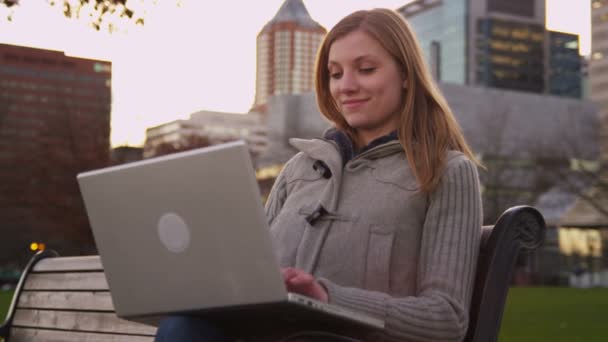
[0,0,605,340]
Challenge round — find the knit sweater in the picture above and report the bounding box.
[265,136,482,342]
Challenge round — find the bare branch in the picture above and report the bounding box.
[0,0,175,31]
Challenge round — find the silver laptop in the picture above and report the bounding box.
[77,140,384,331]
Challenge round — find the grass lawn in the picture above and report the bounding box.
[500,287,608,342]
[0,287,606,340]
[0,290,13,322]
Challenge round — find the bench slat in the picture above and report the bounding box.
[32,256,103,272]
[10,327,154,342]
[18,291,115,311]
[24,272,109,291]
[13,309,157,336]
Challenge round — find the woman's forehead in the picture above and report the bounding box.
[328,30,391,62]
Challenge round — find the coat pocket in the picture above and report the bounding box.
[364,224,395,293]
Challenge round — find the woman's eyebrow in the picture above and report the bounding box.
[328,55,375,66]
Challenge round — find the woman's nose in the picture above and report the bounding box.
[339,71,359,93]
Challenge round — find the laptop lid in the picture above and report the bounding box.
[77,141,287,318]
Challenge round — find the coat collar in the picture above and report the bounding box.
[288,136,403,166]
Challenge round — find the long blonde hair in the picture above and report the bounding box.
[315,8,479,194]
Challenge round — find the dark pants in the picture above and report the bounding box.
[154,315,364,342]
[155,316,230,342]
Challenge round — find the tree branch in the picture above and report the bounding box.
[0,0,179,31]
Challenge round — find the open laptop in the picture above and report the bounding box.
[77,140,384,332]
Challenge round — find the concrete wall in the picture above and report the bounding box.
[442,83,599,160]
[263,83,599,163]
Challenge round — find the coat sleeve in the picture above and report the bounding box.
[318,156,482,342]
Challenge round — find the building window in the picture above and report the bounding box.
[430,40,441,81]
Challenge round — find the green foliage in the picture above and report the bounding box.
[500,287,608,342]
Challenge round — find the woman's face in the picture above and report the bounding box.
[328,29,405,146]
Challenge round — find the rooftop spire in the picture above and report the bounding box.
[262,0,323,31]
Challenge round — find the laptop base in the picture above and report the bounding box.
[126,301,382,337]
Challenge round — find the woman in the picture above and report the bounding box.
[156,8,482,342]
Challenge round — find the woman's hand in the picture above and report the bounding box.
[281,267,329,303]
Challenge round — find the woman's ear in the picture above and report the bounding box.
[402,79,408,89]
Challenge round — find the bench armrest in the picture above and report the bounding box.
[465,205,546,342]
[0,250,59,339]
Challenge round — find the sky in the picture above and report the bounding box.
[0,0,592,147]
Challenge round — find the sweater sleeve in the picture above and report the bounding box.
[319,156,482,342]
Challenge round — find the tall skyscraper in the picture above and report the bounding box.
[549,31,582,98]
[398,0,582,98]
[591,0,608,163]
[252,0,326,112]
[591,0,608,111]
[0,43,111,265]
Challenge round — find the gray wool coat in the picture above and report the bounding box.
[265,137,483,342]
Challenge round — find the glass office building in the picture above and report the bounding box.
[403,0,468,84]
[476,18,545,93]
[548,31,583,98]
[399,0,581,97]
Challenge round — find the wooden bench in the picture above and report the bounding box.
[0,205,545,342]
[0,252,156,342]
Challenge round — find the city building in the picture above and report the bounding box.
[397,0,582,97]
[582,55,591,99]
[143,119,203,158]
[252,0,326,112]
[549,31,583,98]
[591,0,608,111]
[144,110,267,159]
[0,43,112,266]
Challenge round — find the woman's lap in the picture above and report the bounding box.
[154,315,365,342]
[155,316,231,342]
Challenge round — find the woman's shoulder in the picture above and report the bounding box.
[442,150,479,178]
[445,150,475,168]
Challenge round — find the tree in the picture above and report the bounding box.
[472,94,599,225]
[150,134,213,157]
[524,103,606,218]
[0,0,180,31]
[472,95,550,224]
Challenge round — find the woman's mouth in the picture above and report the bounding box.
[342,98,369,110]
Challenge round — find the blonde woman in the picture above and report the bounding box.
[156,8,482,342]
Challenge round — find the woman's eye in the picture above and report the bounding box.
[360,67,376,74]
[330,72,342,79]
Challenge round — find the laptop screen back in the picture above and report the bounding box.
[77,141,286,318]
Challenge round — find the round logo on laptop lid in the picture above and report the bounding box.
[157,213,191,253]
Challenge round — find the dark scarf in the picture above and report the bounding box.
[324,128,399,165]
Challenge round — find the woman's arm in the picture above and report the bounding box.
[319,156,482,342]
